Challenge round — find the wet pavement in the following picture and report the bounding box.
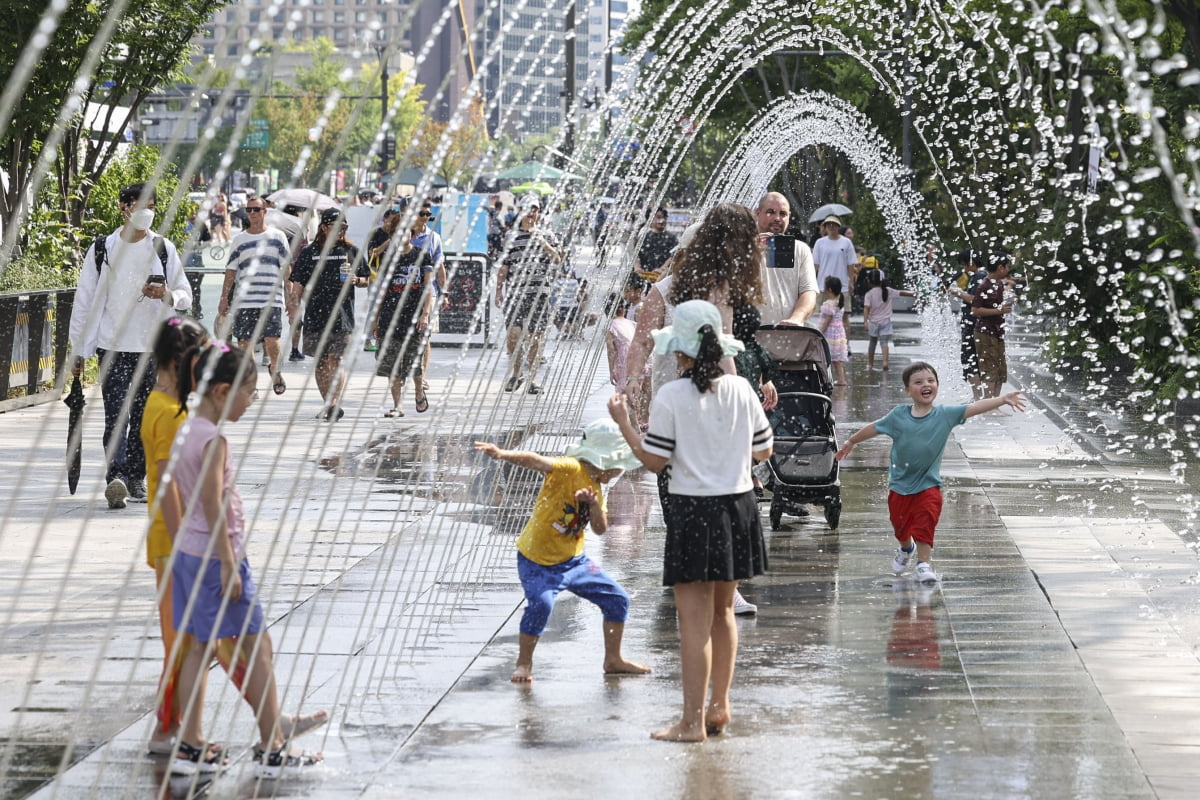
[1,305,1199,799]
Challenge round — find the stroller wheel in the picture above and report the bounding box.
[824,499,842,530]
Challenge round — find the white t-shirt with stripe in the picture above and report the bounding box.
[643,374,773,496]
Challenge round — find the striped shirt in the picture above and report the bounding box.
[503,229,560,296]
[644,374,773,496]
[226,228,291,309]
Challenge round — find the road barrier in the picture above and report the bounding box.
[0,289,73,411]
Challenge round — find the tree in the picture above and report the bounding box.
[410,95,489,189]
[0,0,228,248]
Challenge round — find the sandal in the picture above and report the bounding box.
[383,407,404,418]
[526,382,542,395]
[503,376,523,392]
[170,741,227,776]
[415,392,429,413]
[254,746,324,779]
[272,373,287,395]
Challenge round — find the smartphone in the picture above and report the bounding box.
[766,235,795,269]
[146,274,166,285]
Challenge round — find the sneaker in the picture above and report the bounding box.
[732,590,757,616]
[891,547,915,575]
[254,747,323,780]
[105,478,128,509]
[126,480,148,504]
[289,349,305,362]
[914,562,940,584]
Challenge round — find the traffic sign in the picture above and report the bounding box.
[242,129,269,149]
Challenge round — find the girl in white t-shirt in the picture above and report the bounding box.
[862,269,915,370]
[609,299,774,743]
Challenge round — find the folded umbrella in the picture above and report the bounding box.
[64,375,85,495]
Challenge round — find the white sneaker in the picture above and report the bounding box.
[104,478,128,509]
[914,562,939,584]
[733,590,757,616]
[891,547,914,575]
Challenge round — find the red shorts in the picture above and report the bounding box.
[887,486,943,547]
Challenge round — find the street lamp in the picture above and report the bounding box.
[373,40,391,175]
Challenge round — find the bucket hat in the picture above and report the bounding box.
[564,419,643,471]
[652,299,744,359]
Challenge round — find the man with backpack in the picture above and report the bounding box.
[68,182,192,509]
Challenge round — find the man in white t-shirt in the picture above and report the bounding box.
[813,215,857,334]
[218,197,292,391]
[68,182,192,508]
[753,193,818,326]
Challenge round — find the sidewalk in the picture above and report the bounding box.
[1,311,1198,799]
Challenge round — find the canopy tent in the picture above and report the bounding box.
[496,161,580,182]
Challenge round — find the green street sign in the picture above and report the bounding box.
[242,129,269,149]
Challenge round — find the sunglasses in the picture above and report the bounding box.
[246,207,265,212]
[418,210,432,217]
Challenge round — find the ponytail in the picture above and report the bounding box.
[681,324,726,393]
[177,342,254,415]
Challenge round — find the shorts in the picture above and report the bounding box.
[505,292,552,334]
[233,306,283,341]
[554,306,580,328]
[662,491,767,586]
[974,330,1007,386]
[516,552,629,636]
[171,554,265,643]
[888,486,943,547]
[302,328,350,361]
[960,325,979,379]
[867,319,893,341]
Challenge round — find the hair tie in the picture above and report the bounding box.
[167,317,182,327]
[210,341,231,354]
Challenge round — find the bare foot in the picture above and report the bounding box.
[700,705,729,738]
[281,710,329,741]
[705,706,731,735]
[510,664,533,683]
[651,721,706,743]
[603,658,651,676]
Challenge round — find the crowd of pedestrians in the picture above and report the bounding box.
[65,177,1036,771]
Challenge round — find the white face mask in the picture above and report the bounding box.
[130,208,155,231]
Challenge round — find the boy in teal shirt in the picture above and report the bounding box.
[835,361,1025,583]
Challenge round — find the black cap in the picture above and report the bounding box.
[319,207,343,226]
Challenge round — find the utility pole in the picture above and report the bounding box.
[559,0,576,168]
[374,41,391,175]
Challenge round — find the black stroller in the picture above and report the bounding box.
[755,325,842,530]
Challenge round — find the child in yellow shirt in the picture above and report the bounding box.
[474,420,652,683]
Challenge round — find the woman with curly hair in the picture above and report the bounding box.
[625,202,763,399]
[622,202,765,617]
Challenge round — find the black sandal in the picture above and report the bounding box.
[170,741,227,776]
[254,746,323,779]
[272,373,287,395]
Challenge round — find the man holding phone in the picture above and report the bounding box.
[753,192,818,326]
[68,182,192,508]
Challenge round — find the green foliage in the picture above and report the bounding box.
[0,0,229,238]
[84,145,191,245]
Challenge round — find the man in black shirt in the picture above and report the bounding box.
[632,207,678,281]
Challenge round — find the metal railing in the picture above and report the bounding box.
[0,289,73,412]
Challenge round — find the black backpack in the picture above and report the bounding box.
[92,233,170,274]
